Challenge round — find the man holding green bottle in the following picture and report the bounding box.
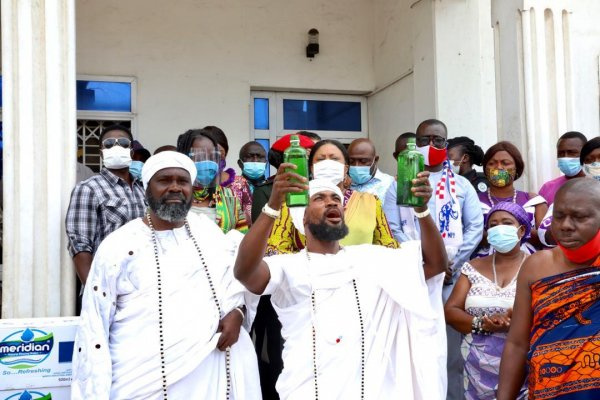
[235,160,449,398]
[383,118,484,400]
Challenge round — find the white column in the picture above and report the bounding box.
[1,0,77,317]
[491,0,573,192]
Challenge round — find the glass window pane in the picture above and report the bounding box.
[76,80,132,112]
[254,98,269,129]
[256,139,270,177]
[283,99,361,132]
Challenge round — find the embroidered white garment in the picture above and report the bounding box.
[71,213,260,399]
[261,241,447,400]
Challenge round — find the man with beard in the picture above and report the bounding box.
[498,178,600,400]
[72,151,261,399]
[234,164,449,399]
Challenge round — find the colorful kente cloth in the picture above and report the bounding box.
[528,257,600,399]
[189,186,248,234]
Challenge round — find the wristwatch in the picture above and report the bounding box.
[262,203,281,219]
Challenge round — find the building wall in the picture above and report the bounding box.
[368,0,416,174]
[76,0,599,177]
[434,0,497,153]
[76,0,375,166]
[368,0,497,174]
[570,0,600,137]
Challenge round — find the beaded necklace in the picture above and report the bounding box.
[487,188,517,206]
[146,212,231,399]
[306,250,365,399]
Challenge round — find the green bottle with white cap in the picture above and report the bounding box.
[396,137,425,207]
[284,135,309,207]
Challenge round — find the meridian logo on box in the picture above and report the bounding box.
[0,328,54,369]
[4,390,52,400]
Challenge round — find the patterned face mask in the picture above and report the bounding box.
[486,167,517,188]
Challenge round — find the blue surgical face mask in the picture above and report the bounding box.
[487,224,521,253]
[557,157,582,177]
[349,166,373,185]
[129,160,144,180]
[195,160,219,186]
[243,161,266,180]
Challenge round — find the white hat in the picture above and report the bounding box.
[141,151,197,190]
[309,179,343,200]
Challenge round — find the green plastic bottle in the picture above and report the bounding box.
[284,135,309,207]
[396,137,425,207]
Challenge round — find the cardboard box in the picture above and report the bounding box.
[0,386,71,400]
[0,317,80,391]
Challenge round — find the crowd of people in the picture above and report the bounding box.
[65,121,600,399]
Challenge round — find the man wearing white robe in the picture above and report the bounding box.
[234,164,449,400]
[72,151,261,399]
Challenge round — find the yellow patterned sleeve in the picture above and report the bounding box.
[265,204,304,255]
[373,197,400,248]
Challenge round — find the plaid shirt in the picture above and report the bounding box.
[66,168,146,257]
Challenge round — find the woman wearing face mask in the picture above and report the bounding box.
[445,202,530,400]
[176,129,248,234]
[266,139,398,254]
[447,136,490,194]
[203,125,253,227]
[474,141,548,256]
[580,136,600,181]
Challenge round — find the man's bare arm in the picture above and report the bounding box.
[497,256,535,399]
[412,171,448,278]
[73,252,93,284]
[234,164,308,294]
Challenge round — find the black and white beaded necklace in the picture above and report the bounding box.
[306,249,365,399]
[147,212,231,400]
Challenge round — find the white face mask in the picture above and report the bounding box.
[584,161,600,181]
[313,159,345,185]
[450,162,461,175]
[102,146,132,169]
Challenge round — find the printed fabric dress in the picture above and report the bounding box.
[460,262,528,400]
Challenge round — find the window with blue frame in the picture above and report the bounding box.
[76,80,132,112]
[283,99,361,132]
[254,98,269,130]
[0,77,134,175]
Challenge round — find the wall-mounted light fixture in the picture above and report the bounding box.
[306,29,319,58]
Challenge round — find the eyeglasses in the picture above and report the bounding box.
[416,135,447,148]
[102,138,131,149]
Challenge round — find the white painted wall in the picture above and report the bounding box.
[434,0,498,153]
[368,0,497,175]
[76,0,375,166]
[368,0,416,174]
[569,0,600,137]
[492,0,600,191]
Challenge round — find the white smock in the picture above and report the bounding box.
[71,213,260,399]
[261,241,447,400]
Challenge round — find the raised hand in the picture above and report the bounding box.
[411,171,432,212]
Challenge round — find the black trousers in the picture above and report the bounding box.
[251,296,284,400]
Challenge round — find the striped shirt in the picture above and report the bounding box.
[66,168,146,257]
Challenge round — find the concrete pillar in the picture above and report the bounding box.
[492,0,573,191]
[1,0,77,317]
[410,0,498,153]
